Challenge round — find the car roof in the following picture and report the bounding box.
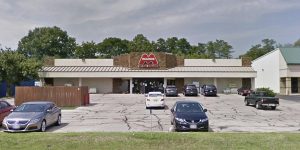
[22,101,53,105]
[175,100,200,104]
[148,92,162,94]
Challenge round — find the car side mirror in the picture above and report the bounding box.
[170,108,174,112]
[10,109,14,112]
[46,109,52,113]
[145,94,148,97]
[203,109,207,112]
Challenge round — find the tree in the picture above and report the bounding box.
[128,34,153,52]
[154,38,167,52]
[214,39,233,58]
[75,41,98,59]
[17,26,76,59]
[241,39,276,60]
[166,37,178,53]
[176,38,191,54]
[0,48,42,96]
[294,39,300,47]
[98,38,129,58]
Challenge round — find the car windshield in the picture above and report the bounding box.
[149,94,163,97]
[176,103,203,113]
[187,85,196,89]
[167,87,176,89]
[14,104,48,112]
[206,85,216,89]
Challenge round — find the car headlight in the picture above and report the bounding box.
[175,117,185,122]
[30,118,41,124]
[200,118,208,122]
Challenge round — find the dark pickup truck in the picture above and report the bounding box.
[244,91,279,110]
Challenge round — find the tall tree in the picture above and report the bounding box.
[166,37,178,53]
[75,41,98,59]
[17,26,76,59]
[0,48,41,96]
[214,39,233,58]
[176,38,191,54]
[241,39,276,60]
[154,38,167,52]
[98,38,129,58]
[128,34,153,52]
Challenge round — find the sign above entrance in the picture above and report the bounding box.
[138,53,159,68]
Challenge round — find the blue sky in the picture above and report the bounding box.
[1,0,300,57]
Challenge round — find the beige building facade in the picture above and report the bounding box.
[39,52,256,94]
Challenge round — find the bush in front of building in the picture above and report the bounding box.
[256,87,276,97]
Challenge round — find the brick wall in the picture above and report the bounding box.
[113,52,181,69]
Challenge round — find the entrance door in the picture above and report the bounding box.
[291,78,298,93]
[132,78,164,94]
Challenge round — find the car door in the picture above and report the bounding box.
[48,103,57,125]
[248,93,256,105]
[52,105,60,123]
[44,104,54,125]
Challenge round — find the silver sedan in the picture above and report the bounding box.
[2,101,61,132]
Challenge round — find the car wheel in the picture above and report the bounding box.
[244,100,249,106]
[271,106,276,110]
[40,120,46,132]
[255,102,261,109]
[56,115,61,126]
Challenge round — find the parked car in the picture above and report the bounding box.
[165,85,178,97]
[201,84,217,96]
[244,91,279,110]
[145,92,165,109]
[2,101,61,132]
[237,87,252,96]
[0,101,14,124]
[182,84,198,96]
[171,101,209,131]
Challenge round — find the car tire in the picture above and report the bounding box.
[244,100,249,106]
[271,106,276,110]
[56,115,61,126]
[40,120,46,132]
[255,102,261,109]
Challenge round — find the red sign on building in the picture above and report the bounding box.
[138,53,159,68]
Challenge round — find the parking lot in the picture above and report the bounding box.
[2,94,300,132]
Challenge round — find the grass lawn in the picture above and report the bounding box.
[0,132,299,150]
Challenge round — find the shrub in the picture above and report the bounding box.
[256,87,276,97]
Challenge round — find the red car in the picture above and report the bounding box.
[0,101,14,123]
[237,88,252,96]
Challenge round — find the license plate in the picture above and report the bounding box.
[12,124,20,129]
[190,125,197,129]
[269,104,276,106]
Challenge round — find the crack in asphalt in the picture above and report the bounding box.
[152,114,163,131]
[122,116,131,130]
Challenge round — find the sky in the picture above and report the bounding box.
[1,0,300,57]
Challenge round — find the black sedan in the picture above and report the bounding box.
[165,85,178,96]
[201,84,217,96]
[171,101,209,132]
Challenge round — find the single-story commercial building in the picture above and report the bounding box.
[252,48,300,95]
[39,52,256,94]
